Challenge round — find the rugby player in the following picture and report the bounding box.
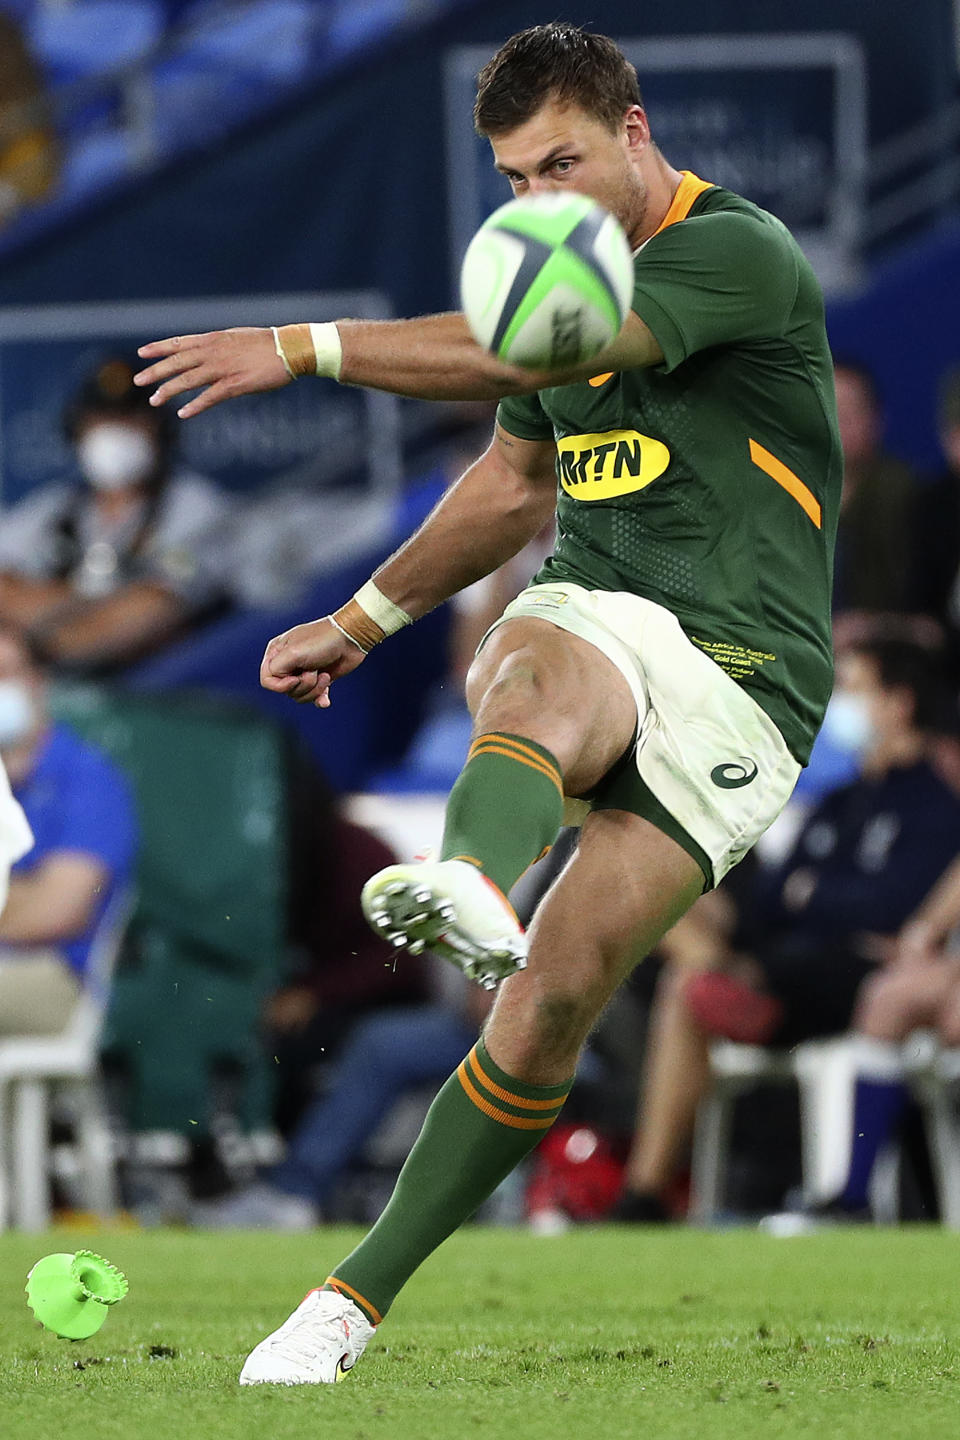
[136,23,841,1384]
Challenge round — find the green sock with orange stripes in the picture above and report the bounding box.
[324,1037,572,1324]
[439,732,565,896]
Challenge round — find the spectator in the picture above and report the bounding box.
[617,637,960,1220]
[910,366,960,673]
[0,14,59,227]
[195,819,575,1226]
[267,750,430,1137]
[0,356,233,674]
[195,984,493,1228]
[832,360,918,619]
[0,625,137,1036]
[762,851,960,1227]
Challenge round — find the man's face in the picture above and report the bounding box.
[489,98,649,243]
[75,412,160,492]
[837,651,911,753]
[0,632,44,749]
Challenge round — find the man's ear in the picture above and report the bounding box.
[624,105,650,153]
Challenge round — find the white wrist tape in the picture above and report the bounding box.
[271,322,343,381]
[309,322,342,380]
[355,579,412,636]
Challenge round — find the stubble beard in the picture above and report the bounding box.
[610,170,648,251]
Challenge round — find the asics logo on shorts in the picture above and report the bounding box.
[710,758,758,789]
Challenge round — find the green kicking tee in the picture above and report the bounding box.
[497,172,841,766]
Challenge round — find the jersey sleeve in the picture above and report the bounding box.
[496,391,554,441]
[632,211,800,373]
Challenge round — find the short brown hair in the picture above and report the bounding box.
[474,23,641,138]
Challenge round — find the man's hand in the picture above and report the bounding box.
[260,617,366,708]
[135,327,290,418]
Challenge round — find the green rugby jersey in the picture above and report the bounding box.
[497,172,841,765]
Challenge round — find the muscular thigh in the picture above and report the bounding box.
[465,617,637,795]
[484,809,704,1082]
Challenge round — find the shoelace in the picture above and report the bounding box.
[266,1304,350,1365]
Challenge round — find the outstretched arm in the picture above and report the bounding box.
[260,423,558,707]
[135,312,662,417]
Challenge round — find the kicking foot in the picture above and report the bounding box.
[361,858,527,989]
[239,1289,375,1385]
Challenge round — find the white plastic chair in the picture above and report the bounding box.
[691,1032,960,1225]
[0,886,135,1232]
[689,1036,863,1223]
[900,1036,960,1228]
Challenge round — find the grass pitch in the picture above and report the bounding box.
[3,1224,959,1440]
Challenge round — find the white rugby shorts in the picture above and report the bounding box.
[482,582,801,887]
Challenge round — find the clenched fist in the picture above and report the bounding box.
[260,617,366,708]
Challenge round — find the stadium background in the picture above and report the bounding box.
[0,0,958,1222]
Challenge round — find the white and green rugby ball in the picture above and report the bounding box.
[460,192,633,369]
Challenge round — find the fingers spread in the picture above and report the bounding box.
[147,367,208,407]
[135,354,203,401]
[177,381,233,419]
[137,334,197,359]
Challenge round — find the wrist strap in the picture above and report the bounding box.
[331,582,412,654]
[354,580,412,636]
[328,612,369,654]
[272,322,343,380]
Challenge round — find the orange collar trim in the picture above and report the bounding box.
[651,171,714,238]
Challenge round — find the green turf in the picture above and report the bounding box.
[3,1225,958,1440]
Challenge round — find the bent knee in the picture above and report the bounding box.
[466,642,560,718]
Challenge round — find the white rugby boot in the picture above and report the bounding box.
[239,1288,375,1385]
[361,857,527,989]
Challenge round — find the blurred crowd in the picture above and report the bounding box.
[0,340,959,1234]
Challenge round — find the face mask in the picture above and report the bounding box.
[77,423,157,491]
[0,680,34,748]
[822,690,874,754]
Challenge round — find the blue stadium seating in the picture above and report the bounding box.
[149,2,318,154]
[27,1,163,88]
[4,0,466,223]
[60,125,138,200]
[179,0,317,83]
[326,0,409,60]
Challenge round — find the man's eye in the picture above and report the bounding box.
[553,159,574,174]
